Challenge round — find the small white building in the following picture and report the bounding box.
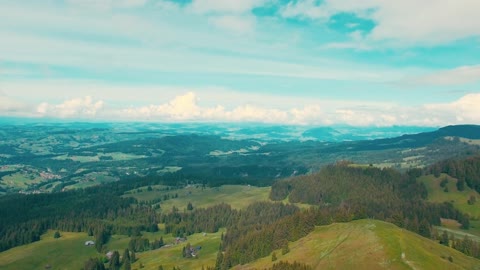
[85,240,95,246]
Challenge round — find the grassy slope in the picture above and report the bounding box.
[235,220,480,270]
[419,174,480,219]
[3,221,480,270]
[0,230,98,270]
[125,185,271,211]
[0,229,222,270]
[132,229,225,270]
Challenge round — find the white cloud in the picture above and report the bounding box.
[425,93,480,124]
[1,85,480,126]
[208,15,256,34]
[410,65,480,86]
[37,96,104,118]
[66,0,148,10]
[0,93,28,114]
[281,0,480,46]
[118,92,310,123]
[156,0,181,11]
[189,0,267,14]
[186,0,267,34]
[109,91,480,126]
[280,0,329,20]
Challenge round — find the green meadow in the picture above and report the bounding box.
[0,230,98,270]
[419,174,480,219]
[125,185,271,211]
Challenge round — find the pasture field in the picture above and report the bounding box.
[0,230,98,270]
[1,172,44,189]
[0,229,223,270]
[53,152,147,163]
[132,229,225,270]
[124,184,271,211]
[419,174,480,219]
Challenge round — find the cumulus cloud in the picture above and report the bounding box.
[121,92,314,124]
[424,93,480,124]
[2,90,479,127]
[281,0,480,46]
[37,96,104,118]
[114,91,480,126]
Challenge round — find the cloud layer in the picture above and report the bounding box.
[2,90,479,127]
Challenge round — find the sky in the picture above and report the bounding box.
[1,0,480,126]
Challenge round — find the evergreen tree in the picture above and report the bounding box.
[54,231,61,239]
[419,219,431,238]
[123,258,131,270]
[441,231,449,246]
[215,251,223,270]
[271,252,277,262]
[122,248,131,265]
[130,251,136,263]
[282,243,290,255]
[109,251,121,270]
[84,257,105,270]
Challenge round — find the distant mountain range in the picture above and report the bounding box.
[0,117,438,142]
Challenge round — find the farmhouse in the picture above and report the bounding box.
[106,251,114,259]
[84,240,95,246]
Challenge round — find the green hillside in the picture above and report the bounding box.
[0,228,223,270]
[0,230,98,270]
[131,229,224,270]
[419,174,480,219]
[6,220,480,270]
[234,219,480,270]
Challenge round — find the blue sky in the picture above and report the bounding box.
[0,0,479,126]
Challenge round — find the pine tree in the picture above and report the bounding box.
[215,251,223,270]
[282,242,290,255]
[122,248,130,265]
[271,252,277,261]
[441,231,449,246]
[130,251,136,262]
[84,257,105,270]
[419,219,431,238]
[123,258,131,270]
[54,231,61,239]
[109,251,121,270]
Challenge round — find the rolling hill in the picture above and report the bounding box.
[234,219,480,270]
[4,220,479,270]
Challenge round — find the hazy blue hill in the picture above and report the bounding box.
[437,125,480,139]
[302,127,342,141]
[325,124,480,152]
[302,125,437,142]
